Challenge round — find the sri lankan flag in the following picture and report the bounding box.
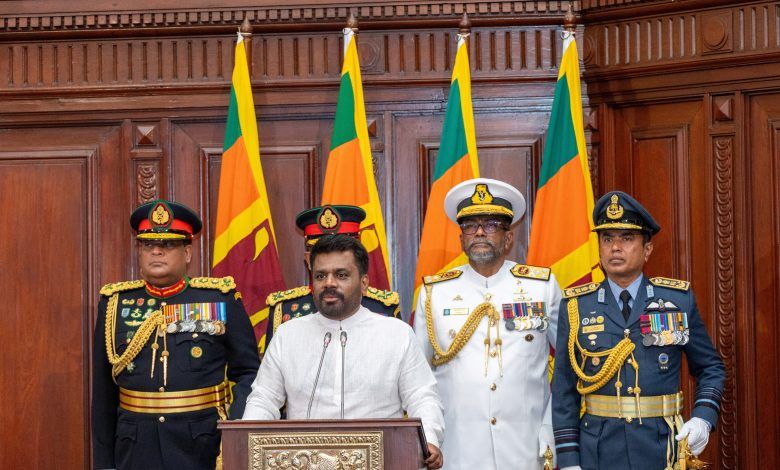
[321,27,392,290]
[412,33,480,312]
[212,34,286,351]
[526,32,602,289]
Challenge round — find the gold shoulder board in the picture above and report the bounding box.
[364,286,400,307]
[100,280,145,296]
[189,276,236,293]
[563,282,600,299]
[266,286,311,307]
[649,277,690,291]
[423,270,463,285]
[511,264,551,281]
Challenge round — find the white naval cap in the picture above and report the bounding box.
[444,178,526,225]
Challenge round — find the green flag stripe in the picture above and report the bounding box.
[330,73,358,150]
[433,79,469,181]
[223,86,242,151]
[538,74,579,188]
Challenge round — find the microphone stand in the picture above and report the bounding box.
[340,330,347,419]
[306,331,332,419]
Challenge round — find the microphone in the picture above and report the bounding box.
[340,330,348,419]
[307,331,332,419]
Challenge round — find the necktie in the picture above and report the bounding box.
[620,290,631,322]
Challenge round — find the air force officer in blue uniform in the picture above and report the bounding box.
[552,191,725,470]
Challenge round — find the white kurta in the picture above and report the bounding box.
[243,306,445,447]
[414,261,561,470]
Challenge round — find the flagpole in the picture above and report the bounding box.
[562,3,576,48]
[239,16,252,76]
[458,12,471,46]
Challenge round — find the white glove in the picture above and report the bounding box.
[675,417,711,456]
[537,423,555,466]
[561,467,582,470]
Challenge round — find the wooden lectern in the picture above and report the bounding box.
[219,418,428,470]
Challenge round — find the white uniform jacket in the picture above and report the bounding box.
[414,260,561,470]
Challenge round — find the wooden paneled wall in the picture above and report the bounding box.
[0,0,778,468]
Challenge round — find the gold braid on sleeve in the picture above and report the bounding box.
[272,302,283,333]
[104,293,164,379]
[424,283,500,366]
[567,298,635,395]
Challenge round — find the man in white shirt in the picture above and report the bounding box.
[414,178,561,470]
[243,234,444,469]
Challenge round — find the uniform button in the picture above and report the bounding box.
[158,416,165,423]
[626,417,633,423]
[490,417,497,425]
[489,348,497,358]
[627,359,633,364]
[584,421,589,428]
[490,383,497,391]
[192,333,199,338]
[158,387,165,392]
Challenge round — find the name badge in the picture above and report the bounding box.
[582,324,605,334]
[443,307,470,316]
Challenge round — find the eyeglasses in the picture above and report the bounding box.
[139,240,186,251]
[459,220,508,235]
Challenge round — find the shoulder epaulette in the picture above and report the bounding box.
[266,286,311,307]
[189,276,236,293]
[423,270,462,285]
[650,277,690,291]
[511,264,551,281]
[100,280,145,296]
[563,282,600,299]
[364,286,399,307]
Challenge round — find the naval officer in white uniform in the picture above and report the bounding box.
[414,178,562,470]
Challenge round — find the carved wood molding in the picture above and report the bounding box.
[713,135,736,469]
[0,25,567,94]
[582,1,780,77]
[581,0,760,17]
[0,1,576,36]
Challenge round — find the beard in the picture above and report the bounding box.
[465,237,506,264]
[315,287,361,319]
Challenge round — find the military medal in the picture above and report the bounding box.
[640,308,689,347]
[505,319,515,331]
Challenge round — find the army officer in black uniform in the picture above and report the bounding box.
[263,204,399,351]
[92,199,260,470]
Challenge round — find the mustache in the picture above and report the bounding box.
[319,288,345,302]
[466,237,495,249]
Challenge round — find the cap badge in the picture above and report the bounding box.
[318,206,340,232]
[606,194,624,220]
[149,201,172,228]
[471,183,494,205]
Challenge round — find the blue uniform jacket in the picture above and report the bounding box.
[552,275,725,470]
[92,277,260,470]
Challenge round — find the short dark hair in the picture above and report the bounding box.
[310,234,369,276]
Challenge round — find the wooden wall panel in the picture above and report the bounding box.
[745,92,780,470]
[0,156,90,469]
